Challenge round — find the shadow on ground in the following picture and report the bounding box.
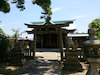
[19,59,61,75]
[0,62,23,75]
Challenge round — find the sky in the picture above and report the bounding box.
[0,0,100,38]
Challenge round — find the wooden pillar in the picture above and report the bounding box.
[41,34,43,48]
[57,35,59,48]
[33,29,37,59]
[65,35,67,50]
[49,34,51,48]
[59,28,63,61]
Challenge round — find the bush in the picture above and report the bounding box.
[0,38,13,59]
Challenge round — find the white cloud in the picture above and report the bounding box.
[52,7,64,13]
[0,24,4,26]
[73,15,88,19]
[0,23,4,26]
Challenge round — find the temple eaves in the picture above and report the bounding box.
[25,20,76,34]
[25,20,75,28]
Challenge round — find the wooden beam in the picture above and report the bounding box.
[26,29,69,34]
[26,31,33,34]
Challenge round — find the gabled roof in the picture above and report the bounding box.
[30,20,75,25]
[25,20,75,28]
[25,20,76,34]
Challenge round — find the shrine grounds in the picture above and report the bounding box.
[0,48,89,75]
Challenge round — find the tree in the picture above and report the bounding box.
[11,28,25,38]
[0,38,12,59]
[0,0,10,13]
[89,18,100,39]
[33,0,52,23]
[0,0,52,23]
[0,28,6,36]
[0,21,10,37]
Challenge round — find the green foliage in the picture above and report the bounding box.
[0,28,6,36]
[0,0,10,13]
[0,0,25,12]
[11,0,25,11]
[0,28,10,37]
[89,18,100,39]
[0,38,13,58]
[11,28,25,38]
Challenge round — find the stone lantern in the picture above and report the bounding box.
[82,28,100,75]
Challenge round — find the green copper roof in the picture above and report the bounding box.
[31,20,75,25]
[31,22,44,25]
[53,20,75,24]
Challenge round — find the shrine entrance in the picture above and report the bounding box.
[43,34,58,48]
[25,20,75,60]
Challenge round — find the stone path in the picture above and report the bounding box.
[19,49,61,75]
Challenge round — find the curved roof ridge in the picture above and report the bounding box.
[29,19,75,25]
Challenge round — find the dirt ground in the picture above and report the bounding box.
[0,49,88,75]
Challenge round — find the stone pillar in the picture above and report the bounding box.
[62,37,83,73]
[63,51,83,72]
[64,37,69,60]
[33,31,37,59]
[59,28,63,61]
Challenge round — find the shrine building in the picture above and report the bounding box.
[25,20,76,48]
